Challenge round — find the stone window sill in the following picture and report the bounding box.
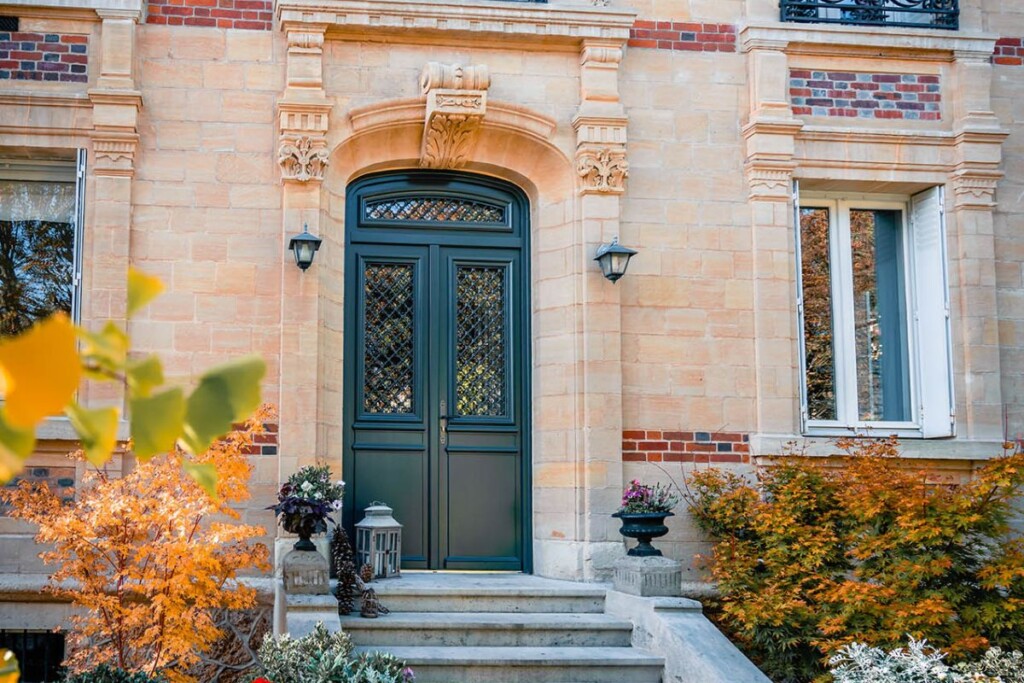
[751,434,1008,460]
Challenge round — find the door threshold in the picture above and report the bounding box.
[402,569,524,575]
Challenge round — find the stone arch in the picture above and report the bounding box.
[313,98,591,577]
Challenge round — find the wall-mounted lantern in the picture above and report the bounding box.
[288,225,322,271]
[594,237,637,283]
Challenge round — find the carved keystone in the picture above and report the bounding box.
[419,62,489,170]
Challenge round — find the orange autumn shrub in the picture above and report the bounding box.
[686,437,1024,683]
[0,405,274,681]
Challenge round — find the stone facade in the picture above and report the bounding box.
[1,0,1023,632]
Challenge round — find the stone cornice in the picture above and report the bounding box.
[0,91,93,109]
[738,21,999,60]
[2,0,145,21]
[275,0,636,46]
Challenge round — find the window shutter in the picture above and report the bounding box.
[72,149,86,324]
[792,180,810,433]
[910,186,954,438]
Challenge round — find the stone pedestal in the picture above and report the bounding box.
[613,555,682,597]
[282,548,329,595]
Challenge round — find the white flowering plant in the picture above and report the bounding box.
[829,638,1021,683]
[271,465,345,537]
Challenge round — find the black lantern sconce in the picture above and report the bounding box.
[594,237,637,283]
[288,225,322,271]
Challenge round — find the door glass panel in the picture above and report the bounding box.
[363,262,416,415]
[849,209,910,422]
[800,207,838,421]
[364,196,506,225]
[455,265,507,417]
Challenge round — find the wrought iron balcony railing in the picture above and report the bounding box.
[780,0,959,30]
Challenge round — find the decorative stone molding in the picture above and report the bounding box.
[745,161,796,201]
[576,146,628,194]
[949,170,1001,209]
[88,89,142,177]
[279,135,329,182]
[419,63,489,170]
[275,0,636,48]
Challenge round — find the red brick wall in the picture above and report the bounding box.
[146,0,273,30]
[623,430,750,464]
[790,69,941,120]
[994,37,1024,66]
[243,421,278,456]
[1,465,75,515]
[0,32,88,83]
[628,21,736,52]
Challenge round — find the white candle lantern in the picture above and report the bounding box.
[355,503,403,579]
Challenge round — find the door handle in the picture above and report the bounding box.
[439,399,448,446]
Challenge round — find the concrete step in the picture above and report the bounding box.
[340,611,634,647]
[352,645,665,683]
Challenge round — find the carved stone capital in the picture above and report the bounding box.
[949,169,1001,209]
[576,145,628,195]
[419,63,489,170]
[92,134,138,177]
[580,44,622,67]
[745,159,796,202]
[279,135,329,182]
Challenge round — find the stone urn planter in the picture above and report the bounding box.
[612,511,674,557]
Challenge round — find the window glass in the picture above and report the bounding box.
[849,209,910,422]
[0,179,76,336]
[800,206,838,421]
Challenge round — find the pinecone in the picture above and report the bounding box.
[330,527,358,615]
[360,563,375,584]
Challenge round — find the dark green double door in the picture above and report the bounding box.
[342,172,530,571]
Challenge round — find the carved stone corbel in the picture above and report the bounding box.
[278,135,329,182]
[745,158,797,202]
[419,63,489,170]
[949,168,1001,209]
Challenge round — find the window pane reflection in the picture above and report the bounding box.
[800,207,837,421]
[849,209,910,422]
[0,180,75,337]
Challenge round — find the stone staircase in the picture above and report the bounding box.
[286,573,664,683]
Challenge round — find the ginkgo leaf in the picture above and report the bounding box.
[0,314,81,428]
[0,648,19,683]
[0,410,36,484]
[65,403,120,467]
[181,356,265,455]
[127,356,165,398]
[80,322,129,376]
[183,460,218,499]
[127,268,165,317]
[131,387,185,460]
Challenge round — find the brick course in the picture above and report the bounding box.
[790,69,941,120]
[241,421,278,456]
[622,430,750,464]
[628,21,736,52]
[0,32,88,83]
[147,0,273,30]
[994,37,1024,66]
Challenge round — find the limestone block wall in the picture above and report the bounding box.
[987,3,1024,437]
[130,25,286,540]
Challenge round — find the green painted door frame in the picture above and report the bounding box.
[342,171,532,572]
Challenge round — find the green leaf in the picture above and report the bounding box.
[65,403,120,467]
[126,356,165,398]
[0,409,36,484]
[127,268,164,317]
[130,387,185,460]
[183,460,218,499]
[181,356,265,455]
[80,322,129,375]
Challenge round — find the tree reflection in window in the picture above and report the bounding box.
[0,180,75,337]
[800,207,838,420]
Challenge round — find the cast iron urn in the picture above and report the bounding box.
[612,511,674,557]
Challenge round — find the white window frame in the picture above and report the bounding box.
[795,186,954,439]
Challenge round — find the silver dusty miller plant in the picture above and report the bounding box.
[829,638,1023,683]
